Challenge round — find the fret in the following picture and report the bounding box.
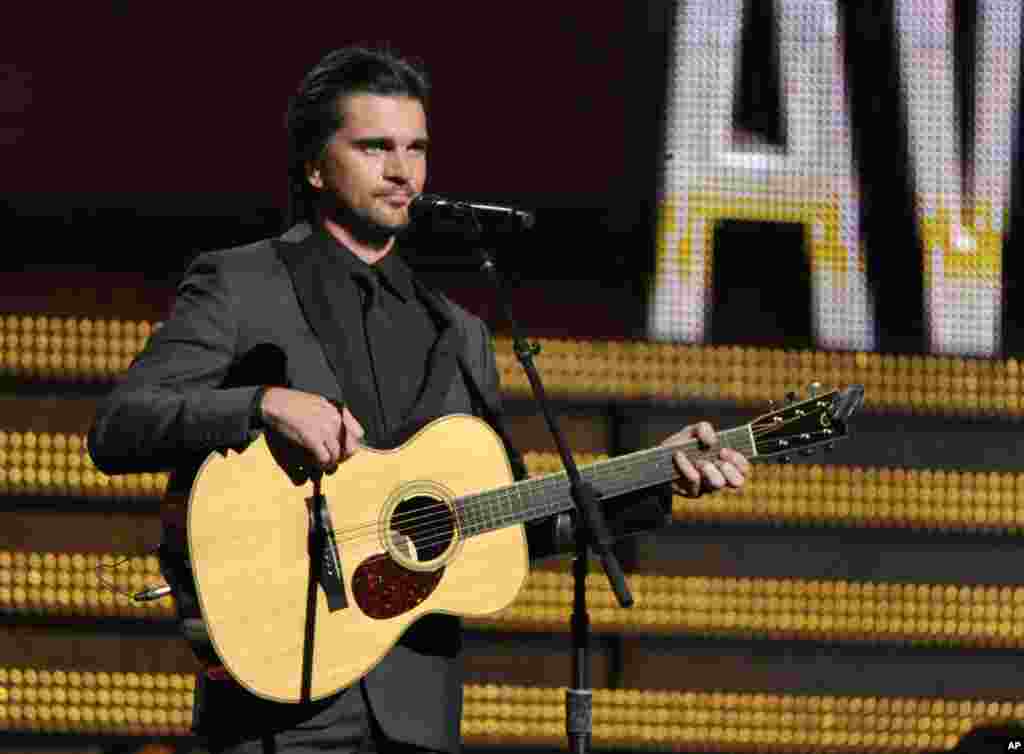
[459,424,756,538]
[453,388,858,540]
[453,499,468,537]
[480,488,495,534]
[463,499,482,538]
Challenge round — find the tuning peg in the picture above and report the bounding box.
[807,381,822,397]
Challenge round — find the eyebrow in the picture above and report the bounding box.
[352,137,429,149]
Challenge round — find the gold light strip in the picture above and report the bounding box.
[0,668,1018,752]
[462,684,1016,752]
[0,666,193,737]
[2,314,1023,417]
[468,571,1024,648]
[0,551,173,618]
[495,337,1021,416]
[0,430,168,499]
[0,315,152,383]
[4,549,1024,648]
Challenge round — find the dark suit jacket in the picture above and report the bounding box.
[88,223,514,751]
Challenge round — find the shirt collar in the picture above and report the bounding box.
[373,248,416,303]
[316,226,415,303]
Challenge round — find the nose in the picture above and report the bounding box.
[383,150,412,184]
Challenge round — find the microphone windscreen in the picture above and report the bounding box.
[408,193,441,223]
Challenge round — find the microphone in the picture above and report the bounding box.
[409,193,535,230]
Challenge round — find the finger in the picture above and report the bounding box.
[720,448,752,477]
[343,407,365,441]
[340,415,365,460]
[323,434,342,468]
[674,450,702,496]
[699,460,727,490]
[324,403,344,435]
[341,424,362,460]
[717,460,745,488]
[320,396,343,427]
[306,434,333,469]
[693,421,717,448]
[342,437,363,461]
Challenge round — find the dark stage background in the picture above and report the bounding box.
[0,2,672,337]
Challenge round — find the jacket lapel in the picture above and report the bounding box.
[272,226,373,421]
[398,281,466,429]
[415,283,502,415]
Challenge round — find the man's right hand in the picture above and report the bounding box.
[259,387,365,483]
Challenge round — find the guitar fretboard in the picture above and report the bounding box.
[453,424,755,537]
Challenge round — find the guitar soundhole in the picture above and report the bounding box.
[391,494,455,563]
[352,555,444,619]
[350,493,455,619]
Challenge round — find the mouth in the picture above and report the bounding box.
[380,193,413,208]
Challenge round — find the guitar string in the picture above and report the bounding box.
[332,440,761,555]
[325,413,822,549]
[325,422,785,550]
[327,427,757,545]
[328,440,751,550]
[324,404,834,550]
[333,438,753,549]
[327,414,820,552]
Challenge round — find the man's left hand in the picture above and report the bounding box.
[663,421,751,498]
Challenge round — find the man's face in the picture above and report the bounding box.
[308,93,428,244]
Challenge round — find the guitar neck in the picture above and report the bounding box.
[455,424,756,538]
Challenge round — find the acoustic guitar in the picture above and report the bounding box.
[181,384,864,702]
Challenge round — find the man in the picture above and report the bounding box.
[88,47,750,754]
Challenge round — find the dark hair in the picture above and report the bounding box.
[285,46,430,224]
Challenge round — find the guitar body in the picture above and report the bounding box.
[186,413,526,703]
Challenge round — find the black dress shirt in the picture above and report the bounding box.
[316,230,441,448]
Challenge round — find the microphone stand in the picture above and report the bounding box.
[459,210,633,754]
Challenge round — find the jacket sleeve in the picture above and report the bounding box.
[88,252,263,474]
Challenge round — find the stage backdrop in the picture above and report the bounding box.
[649,0,1024,358]
[0,4,666,207]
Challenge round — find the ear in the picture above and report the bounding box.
[305,160,324,190]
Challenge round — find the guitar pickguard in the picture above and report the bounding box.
[351,554,445,619]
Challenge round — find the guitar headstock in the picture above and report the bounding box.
[750,383,865,461]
